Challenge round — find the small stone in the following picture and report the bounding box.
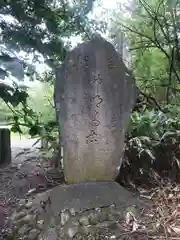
[110,235,116,239]
[25,202,33,209]
[4,228,13,237]
[96,220,117,228]
[98,209,109,222]
[69,208,76,216]
[71,218,80,227]
[16,214,35,229]
[28,229,40,240]
[18,225,29,235]
[24,214,33,222]
[15,211,26,220]
[67,227,78,238]
[78,226,90,235]
[61,210,71,225]
[17,204,25,213]
[36,220,44,230]
[22,214,35,225]
[79,215,89,226]
[88,213,99,225]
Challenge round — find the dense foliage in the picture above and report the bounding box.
[110,0,180,186]
[117,109,180,187]
[0,0,96,138]
[110,0,180,106]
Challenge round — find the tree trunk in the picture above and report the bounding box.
[0,128,11,167]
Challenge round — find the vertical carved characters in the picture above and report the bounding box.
[85,70,104,144]
[79,53,89,67]
[108,57,115,70]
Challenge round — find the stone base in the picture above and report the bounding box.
[5,182,151,239]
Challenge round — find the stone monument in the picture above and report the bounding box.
[55,35,137,183]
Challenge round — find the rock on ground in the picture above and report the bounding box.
[5,182,151,240]
[0,138,64,239]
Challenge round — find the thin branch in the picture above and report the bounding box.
[142,0,170,43]
[113,2,180,83]
[142,0,180,83]
[129,45,157,51]
[112,19,157,45]
[139,90,164,112]
[166,47,175,104]
[47,98,55,109]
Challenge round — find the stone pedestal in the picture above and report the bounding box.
[6,182,150,240]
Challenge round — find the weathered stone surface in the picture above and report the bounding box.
[61,210,71,225]
[32,182,144,214]
[79,215,89,226]
[14,211,26,220]
[28,229,40,240]
[55,35,137,183]
[6,182,151,240]
[36,220,44,230]
[18,224,30,235]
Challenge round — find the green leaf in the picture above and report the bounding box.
[29,124,41,136]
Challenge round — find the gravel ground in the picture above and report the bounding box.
[0,138,64,236]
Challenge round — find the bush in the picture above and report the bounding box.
[119,108,180,187]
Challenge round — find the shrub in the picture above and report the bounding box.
[119,108,180,187]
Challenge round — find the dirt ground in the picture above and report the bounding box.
[1,139,180,240]
[0,139,64,236]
